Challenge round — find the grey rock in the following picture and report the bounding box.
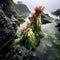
[52,9,60,16]
[0,10,17,51]
[41,13,53,24]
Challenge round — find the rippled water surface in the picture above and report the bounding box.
[31,23,60,60]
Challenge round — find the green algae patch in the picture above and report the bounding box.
[10,28,37,49]
[47,29,60,45]
[42,40,53,47]
[10,35,24,48]
[46,41,53,47]
[51,33,60,45]
[37,40,53,54]
[37,43,47,54]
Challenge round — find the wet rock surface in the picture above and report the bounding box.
[0,0,30,19]
[0,1,17,55]
[0,8,17,56]
[3,45,40,60]
[41,13,54,24]
[0,0,30,59]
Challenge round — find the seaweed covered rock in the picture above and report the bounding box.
[10,6,45,50]
[10,28,36,49]
[5,45,39,60]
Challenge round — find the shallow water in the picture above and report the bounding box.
[33,23,60,60]
[6,23,60,60]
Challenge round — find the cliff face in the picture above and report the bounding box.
[0,0,17,53]
[0,0,31,57]
[0,0,15,10]
[0,0,30,19]
[0,0,16,17]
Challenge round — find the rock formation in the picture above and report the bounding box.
[0,0,17,56]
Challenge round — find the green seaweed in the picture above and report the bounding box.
[10,14,44,49]
[10,35,24,48]
[32,16,44,37]
[24,28,37,49]
[10,28,37,49]
[51,34,60,45]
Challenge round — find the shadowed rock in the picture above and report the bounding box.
[0,0,30,19]
[52,9,60,19]
[0,9,17,56]
[52,9,60,16]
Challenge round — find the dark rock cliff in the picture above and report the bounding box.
[0,0,17,56]
[0,0,30,19]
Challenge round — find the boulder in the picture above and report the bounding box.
[52,9,60,16]
[41,13,52,24]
